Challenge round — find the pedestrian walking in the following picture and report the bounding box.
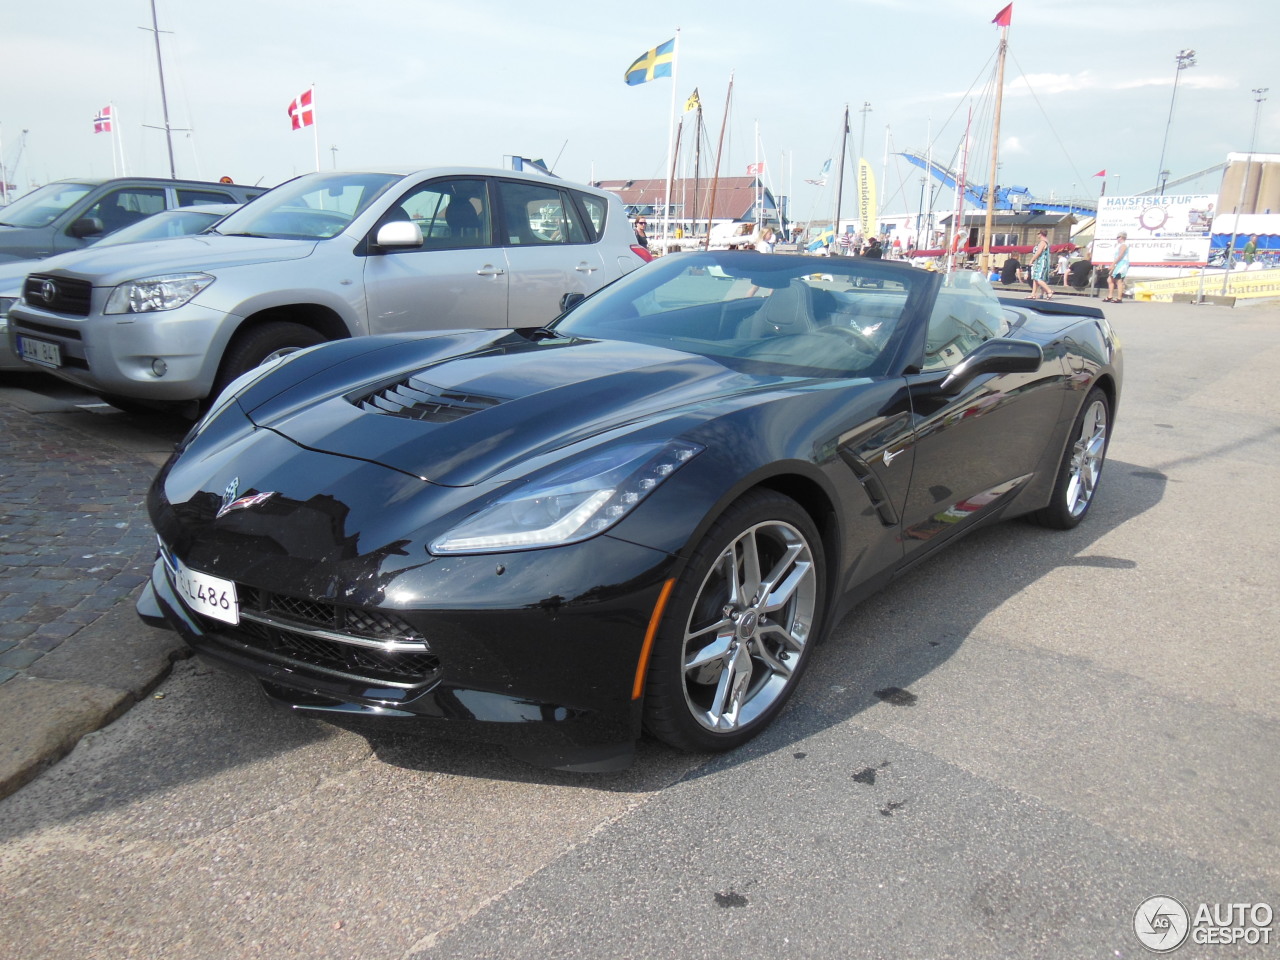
[1105,233,1129,302]
[1028,230,1054,300]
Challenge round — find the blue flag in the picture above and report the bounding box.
[625,38,675,86]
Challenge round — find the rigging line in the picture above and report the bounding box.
[924,47,1000,157]
[1006,47,1091,191]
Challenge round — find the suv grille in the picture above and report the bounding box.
[199,585,440,686]
[23,274,93,316]
[350,374,503,422]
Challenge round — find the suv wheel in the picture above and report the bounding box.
[215,321,327,396]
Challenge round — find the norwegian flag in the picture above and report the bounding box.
[93,106,113,134]
[288,88,314,130]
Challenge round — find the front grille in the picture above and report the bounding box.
[23,274,93,316]
[198,585,439,686]
[349,373,504,422]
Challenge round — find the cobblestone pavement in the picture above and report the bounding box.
[0,402,162,682]
[0,382,189,796]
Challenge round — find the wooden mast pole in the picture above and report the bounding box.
[981,14,1010,273]
[703,72,733,250]
[832,105,850,252]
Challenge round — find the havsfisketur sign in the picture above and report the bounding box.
[1092,194,1218,268]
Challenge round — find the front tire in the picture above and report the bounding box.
[1029,386,1111,529]
[644,489,825,753]
[213,321,327,397]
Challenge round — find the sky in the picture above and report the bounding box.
[2,0,1276,222]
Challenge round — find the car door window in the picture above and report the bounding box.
[83,188,166,234]
[176,189,236,206]
[497,180,588,246]
[387,179,493,250]
[922,273,1008,371]
[575,192,607,239]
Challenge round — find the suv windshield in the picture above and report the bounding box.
[214,172,402,241]
[0,182,95,228]
[555,250,929,379]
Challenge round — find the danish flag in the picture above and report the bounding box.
[288,88,314,130]
[93,106,113,134]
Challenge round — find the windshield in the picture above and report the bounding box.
[0,182,94,228]
[97,207,230,247]
[213,172,402,240]
[554,250,930,378]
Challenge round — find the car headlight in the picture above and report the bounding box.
[430,440,703,555]
[105,273,214,315]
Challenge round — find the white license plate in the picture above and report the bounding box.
[171,556,239,625]
[17,335,62,368]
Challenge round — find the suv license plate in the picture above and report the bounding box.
[17,335,62,368]
[172,557,239,625]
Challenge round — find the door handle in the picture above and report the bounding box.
[476,265,505,277]
[574,262,599,273]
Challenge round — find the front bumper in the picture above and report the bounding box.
[7,300,233,401]
[138,521,677,771]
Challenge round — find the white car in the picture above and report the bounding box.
[0,204,240,372]
[8,168,651,412]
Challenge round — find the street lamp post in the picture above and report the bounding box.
[1155,49,1196,195]
[1220,88,1269,296]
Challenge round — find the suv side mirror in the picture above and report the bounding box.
[939,339,1043,396]
[69,217,105,239]
[560,292,586,312]
[374,221,423,249]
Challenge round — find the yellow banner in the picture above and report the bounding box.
[858,159,877,241]
[1132,270,1280,301]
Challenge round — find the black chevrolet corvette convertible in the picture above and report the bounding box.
[138,251,1121,770]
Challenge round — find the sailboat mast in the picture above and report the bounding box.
[147,0,178,179]
[833,105,849,251]
[981,19,1009,272]
[703,72,733,250]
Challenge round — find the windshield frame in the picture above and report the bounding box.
[553,250,937,380]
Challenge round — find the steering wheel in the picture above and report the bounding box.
[816,323,879,354]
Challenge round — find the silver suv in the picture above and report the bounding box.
[8,167,650,411]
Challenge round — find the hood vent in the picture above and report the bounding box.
[349,373,504,422]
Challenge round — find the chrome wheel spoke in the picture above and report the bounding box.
[706,643,753,729]
[685,632,733,673]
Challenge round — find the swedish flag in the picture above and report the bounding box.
[625,38,675,86]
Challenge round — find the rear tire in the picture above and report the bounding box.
[643,489,825,753]
[1028,386,1110,529]
[213,321,327,397]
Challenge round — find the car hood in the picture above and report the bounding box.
[240,331,793,487]
[25,234,320,283]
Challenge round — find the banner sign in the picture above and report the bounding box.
[858,159,877,241]
[1093,194,1217,268]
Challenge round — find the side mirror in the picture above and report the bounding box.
[560,292,586,312]
[939,339,1042,396]
[69,217,105,239]
[374,220,423,248]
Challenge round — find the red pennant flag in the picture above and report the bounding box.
[992,3,1012,26]
[288,88,314,130]
[1093,170,1107,177]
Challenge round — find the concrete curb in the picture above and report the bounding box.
[0,590,189,800]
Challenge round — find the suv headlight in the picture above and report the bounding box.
[430,440,703,555]
[105,273,214,315]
